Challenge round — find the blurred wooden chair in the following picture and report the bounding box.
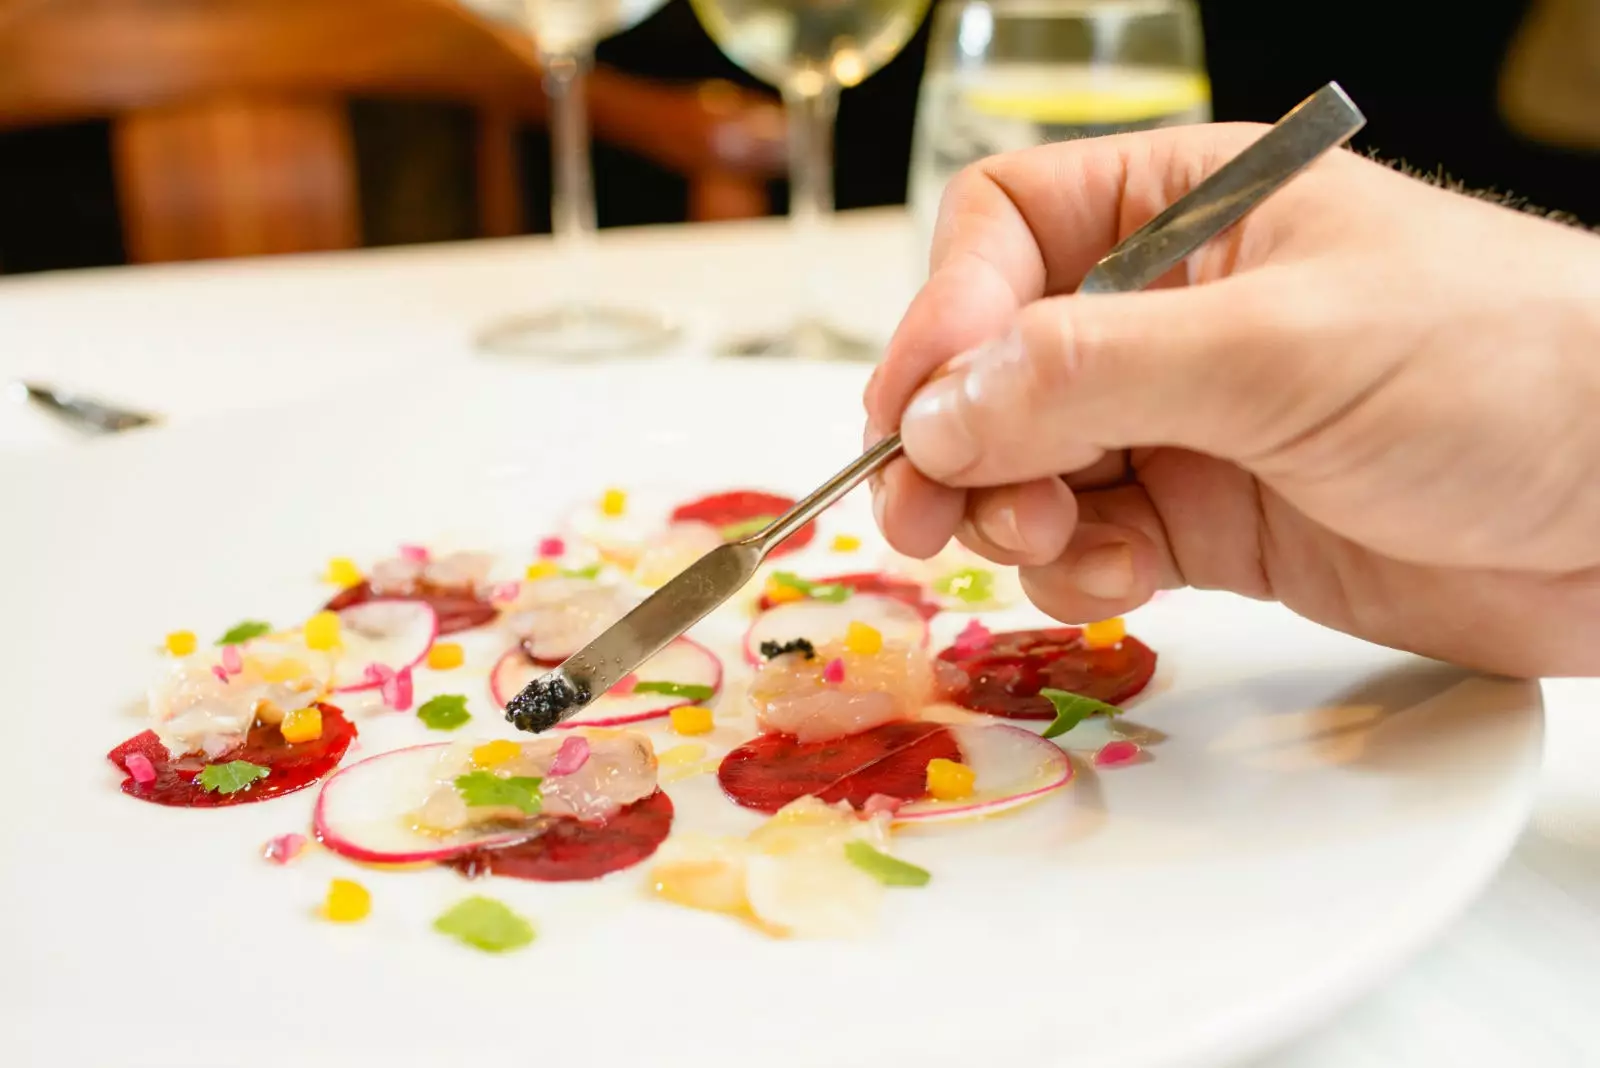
[0,0,786,264]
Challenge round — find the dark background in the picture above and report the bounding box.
[1,0,1595,274]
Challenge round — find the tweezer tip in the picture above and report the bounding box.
[505,670,590,734]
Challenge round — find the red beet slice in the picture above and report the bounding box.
[671,490,814,559]
[755,571,938,619]
[936,627,1157,720]
[718,721,962,815]
[107,703,357,808]
[446,790,674,882]
[325,580,496,636]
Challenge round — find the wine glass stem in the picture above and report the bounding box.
[782,81,842,328]
[544,48,598,299]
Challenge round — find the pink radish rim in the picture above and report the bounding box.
[488,635,724,729]
[740,594,931,667]
[312,742,530,864]
[894,724,1074,823]
[328,599,440,694]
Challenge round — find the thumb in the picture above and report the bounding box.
[896,272,1368,486]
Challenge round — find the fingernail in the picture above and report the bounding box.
[1073,543,1134,600]
[986,505,1027,553]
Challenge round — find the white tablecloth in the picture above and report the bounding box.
[2,210,1595,1066]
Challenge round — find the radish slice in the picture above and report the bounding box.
[896,724,1073,823]
[313,743,532,864]
[489,637,722,727]
[743,594,929,666]
[328,600,438,692]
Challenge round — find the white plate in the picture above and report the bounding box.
[0,362,1541,1068]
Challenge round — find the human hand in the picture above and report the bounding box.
[866,123,1600,677]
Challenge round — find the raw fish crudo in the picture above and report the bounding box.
[107,485,1162,949]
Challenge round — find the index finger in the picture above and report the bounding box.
[865,123,1261,430]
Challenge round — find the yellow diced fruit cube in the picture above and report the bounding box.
[600,488,628,517]
[323,557,363,588]
[524,560,559,582]
[830,534,862,553]
[763,580,806,605]
[926,758,976,801]
[303,611,342,652]
[844,621,883,656]
[164,630,197,657]
[280,705,324,744]
[670,705,715,736]
[472,739,522,767]
[322,879,371,923]
[426,642,465,670]
[1083,617,1127,650]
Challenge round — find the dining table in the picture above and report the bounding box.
[2,207,1596,1067]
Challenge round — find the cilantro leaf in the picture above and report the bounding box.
[631,681,715,701]
[433,896,536,953]
[416,694,471,731]
[844,841,930,887]
[561,564,601,580]
[216,620,272,646]
[809,584,852,603]
[198,760,270,794]
[770,571,852,603]
[934,568,995,605]
[721,515,776,540]
[454,771,543,815]
[1039,688,1122,740]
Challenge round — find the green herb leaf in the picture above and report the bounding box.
[844,841,931,887]
[1039,688,1122,740]
[453,771,543,815]
[721,515,777,540]
[433,896,537,953]
[770,571,852,603]
[561,564,602,580]
[631,681,716,701]
[416,694,471,731]
[216,620,272,646]
[934,568,995,605]
[197,760,270,794]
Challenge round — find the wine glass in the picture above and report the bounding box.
[908,0,1210,272]
[689,0,934,361]
[477,0,680,359]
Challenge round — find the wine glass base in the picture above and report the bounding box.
[476,304,680,360]
[718,319,881,362]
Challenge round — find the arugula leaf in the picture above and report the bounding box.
[433,896,536,953]
[631,681,715,701]
[454,771,543,815]
[198,760,270,794]
[416,694,471,731]
[721,515,776,540]
[844,841,931,887]
[1039,688,1122,740]
[934,568,995,605]
[561,564,602,580]
[216,620,272,646]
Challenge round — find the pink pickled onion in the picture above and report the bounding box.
[952,619,993,656]
[538,537,566,558]
[609,672,639,695]
[861,793,905,818]
[211,665,230,685]
[381,666,414,712]
[1094,740,1143,767]
[399,544,430,563]
[220,644,243,675]
[363,663,391,686]
[124,752,157,785]
[822,657,846,685]
[263,833,307,864]
[548,736,591,777]
[489,581,521,604]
